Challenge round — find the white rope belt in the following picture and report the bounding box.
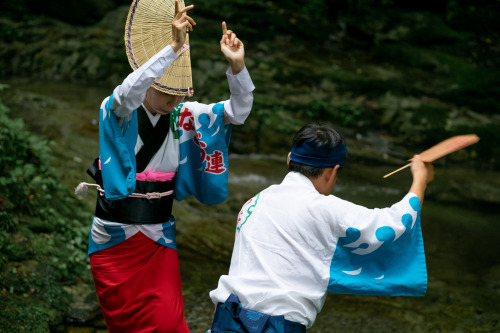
[75,182,174,199]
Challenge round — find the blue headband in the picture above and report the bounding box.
[290,139,347,168]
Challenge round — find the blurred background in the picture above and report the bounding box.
[1,0,499,332]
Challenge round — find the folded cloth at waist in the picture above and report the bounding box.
[209,294,306,333]
[87,157,176,224]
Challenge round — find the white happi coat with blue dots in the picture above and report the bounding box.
[210,171,426,328]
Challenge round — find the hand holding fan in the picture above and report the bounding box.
[383,134,480,178]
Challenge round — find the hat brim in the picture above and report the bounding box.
[125,0,193,96]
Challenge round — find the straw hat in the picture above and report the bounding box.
[125,0,193,96]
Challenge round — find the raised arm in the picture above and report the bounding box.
[111,0,196,117]
[170,0,196,52]
[220,22,255,125]
[409,155,434,205]
[220,21,245,74]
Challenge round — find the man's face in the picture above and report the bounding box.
[144,87,185,115]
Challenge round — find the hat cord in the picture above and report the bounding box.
[178,44,189,56]
[178,44,193,97]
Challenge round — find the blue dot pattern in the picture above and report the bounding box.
[327,195,427,296]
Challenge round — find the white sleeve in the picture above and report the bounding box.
[223,66,255,125]
[333,193,421,247]
[111,45,179,118]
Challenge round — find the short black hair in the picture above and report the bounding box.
[288,122,346,179]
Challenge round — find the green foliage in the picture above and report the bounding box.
[333,104,368,128]
[0,296,56,333]
[0,92,93,331]
[192,0,334,42]
[0,102,56,226]
[0,230,9,268]
[370,42,500,114]
[0,25,23,43]
[443,75,500,115]
[298,99,328,119]
[454,122,500,167]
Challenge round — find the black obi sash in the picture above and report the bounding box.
[87,158,175,224]
[87,106,174,224]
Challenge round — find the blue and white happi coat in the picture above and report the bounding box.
[88,98,232,255]
[86,43,254,255]
[210,172,427,329]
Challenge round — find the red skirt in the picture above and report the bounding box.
[90,232,189,333]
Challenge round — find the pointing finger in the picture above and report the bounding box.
[176,3,194,17]
[222,21,227,35]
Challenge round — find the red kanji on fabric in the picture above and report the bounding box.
[205,150,226,174]
[179,107,195,131]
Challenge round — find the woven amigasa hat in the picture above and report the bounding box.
[125,0,193,96]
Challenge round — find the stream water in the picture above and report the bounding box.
[2,78,500,332]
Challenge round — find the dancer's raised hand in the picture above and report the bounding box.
[171,0,196,52]
[220,21,245,74]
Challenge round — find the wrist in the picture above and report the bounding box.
[413,175,428,187]
[409,179,427,204]
[170,41,183,53]
[229,59,245,75]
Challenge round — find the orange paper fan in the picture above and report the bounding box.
[383,134,480,178]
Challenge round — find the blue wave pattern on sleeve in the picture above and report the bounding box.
[174,102,232,204]
[99,94,138,200]
[327,196,427,296]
